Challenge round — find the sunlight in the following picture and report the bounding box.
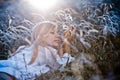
[28,0,59,11]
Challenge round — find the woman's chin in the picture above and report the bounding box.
[51,44,59,49]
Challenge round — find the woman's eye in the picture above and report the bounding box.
[50,32,55,34]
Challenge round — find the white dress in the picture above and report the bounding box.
[0,45,74,80]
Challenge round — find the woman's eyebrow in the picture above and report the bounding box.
[50,30,55,32]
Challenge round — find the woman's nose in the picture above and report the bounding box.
[55,32,60,37]
[56,32,63,39]
[55,32,63,40]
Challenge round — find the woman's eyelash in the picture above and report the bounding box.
[50,32,55,34]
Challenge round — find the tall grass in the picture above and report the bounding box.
[0,0,120,79]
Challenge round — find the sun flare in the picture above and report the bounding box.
[28,0,59,11]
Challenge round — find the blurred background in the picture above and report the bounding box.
[0,0,120,80]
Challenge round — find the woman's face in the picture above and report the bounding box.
[44,30,62,49]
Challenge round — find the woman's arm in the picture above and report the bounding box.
[25,64,50,77]
[56,52,75,67]
[56,27,77,66]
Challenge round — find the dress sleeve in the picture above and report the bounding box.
[56,53,75,66]
[25,64,50,76]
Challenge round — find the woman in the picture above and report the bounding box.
[0,21,74,80]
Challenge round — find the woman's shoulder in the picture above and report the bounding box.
[15,45,32,53]
[15,45,26,52]
[10,45,33,58]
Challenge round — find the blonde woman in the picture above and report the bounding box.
[0,21,74,80]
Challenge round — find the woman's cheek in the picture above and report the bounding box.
[54,41,60,46]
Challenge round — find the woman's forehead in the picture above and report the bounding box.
[50,27,57,31]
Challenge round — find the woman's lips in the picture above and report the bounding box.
[54,39,61,44]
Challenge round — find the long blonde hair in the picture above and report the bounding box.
[29,21,58,64]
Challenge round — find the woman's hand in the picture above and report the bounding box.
[58,26,77,56]
[58,44,64,57]
[63,27,77,54]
